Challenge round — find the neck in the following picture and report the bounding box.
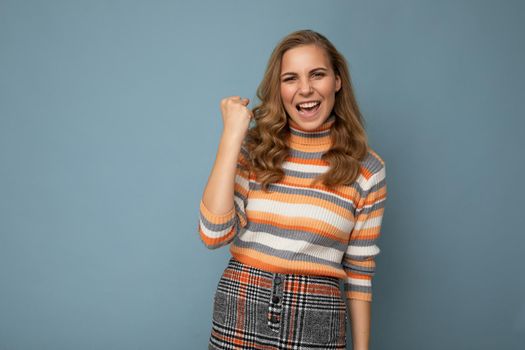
[287,113,336,150]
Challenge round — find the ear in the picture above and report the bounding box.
[335,75,341,92]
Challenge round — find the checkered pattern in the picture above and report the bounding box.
[209,257,347,349]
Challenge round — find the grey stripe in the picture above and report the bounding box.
[289,128,330,139]
[249,165,383,198]
[199,212,236,232]
[361,151,384,173]
[239,144,251,160]
[287,148,383,177]
[355,194,386,215]
[283,168,325,179]
[346,238,379,247]
[201,237,230,250]
[344,254,378,262]
[232,237,343,269]
[234,198,247,226]
[289,114,336,139]
[288,148,327,159]
[246,222,347,252]
[250,181,358,212]
[343,283,372,294]
[199,189,247,232]
[342,262,375,275]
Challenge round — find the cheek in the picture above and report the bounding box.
[280,85,294,103]
[321,81,336,96]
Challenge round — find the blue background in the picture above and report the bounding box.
[1,0,524,349]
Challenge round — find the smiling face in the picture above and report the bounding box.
[280,44,341,130]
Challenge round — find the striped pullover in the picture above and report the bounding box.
[198,113,387,302]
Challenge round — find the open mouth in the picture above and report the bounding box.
[296,100,321,113]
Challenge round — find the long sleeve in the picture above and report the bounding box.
[343,164,387,302]
[198,144,251,249]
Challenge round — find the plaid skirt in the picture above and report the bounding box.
[208,257,347,349]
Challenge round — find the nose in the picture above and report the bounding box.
[298,78,313,95]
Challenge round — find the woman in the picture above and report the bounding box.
[198,29,387,350]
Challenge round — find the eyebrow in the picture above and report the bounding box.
[280,67,328,78]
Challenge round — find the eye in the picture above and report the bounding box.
[282,76,296,82]
[312,72,325,78]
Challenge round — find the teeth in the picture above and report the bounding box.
[298,101,320,108]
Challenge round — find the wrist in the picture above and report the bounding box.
[221,129,245,144]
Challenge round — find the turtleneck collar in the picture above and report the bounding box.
[287,113,336,150]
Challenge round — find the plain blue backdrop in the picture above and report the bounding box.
[1,0,524,349]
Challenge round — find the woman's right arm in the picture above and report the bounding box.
[198,96,253,249]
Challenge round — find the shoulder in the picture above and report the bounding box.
[360,147,385,176]
[355,147,386,193]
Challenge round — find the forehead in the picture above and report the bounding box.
[281,44,331,72]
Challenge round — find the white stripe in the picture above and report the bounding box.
[353,215,383,230]
[346,244,381,257]
[358,196,386,211]
[282,161,330,174]
[247,199,354,233]
[358,167,386,191]
[233,195,245,210]
[235,173,249,191]
[239,230,344,263]
[270,182,358,210]
[347,277,371,287]
[199,220,234,239]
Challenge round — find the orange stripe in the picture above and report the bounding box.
[362,188,387,206]
[234,267,248,343]
[349,231,381,241]
[360,166,373,180]
[346,290,372,302]
[222,269,273,289]
[346,271,372,280]
[286,156,330,166]
[199,226,235,247]
[199,199,235,225]
[344,259,376,270]
[230,246,346,279]
[247,211,348,244]
[274,177,361,202]
[249,190,355,220]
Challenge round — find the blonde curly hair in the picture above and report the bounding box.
[245,29,370,192]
